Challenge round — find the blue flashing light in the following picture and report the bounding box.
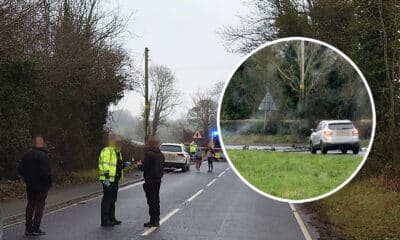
[212,130,218,137]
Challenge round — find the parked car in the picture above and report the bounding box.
[309,120,360,154]
[160,143,191,172]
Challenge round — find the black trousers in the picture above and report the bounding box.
[25,185,48,230]
[101,180,119,224]
[143,182,161,223]
[207,157,214,170]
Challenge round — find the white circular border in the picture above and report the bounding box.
[217,36,377,203]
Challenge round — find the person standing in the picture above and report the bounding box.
[18,135,52,236]
[189,141,197,156]
[195,148,202,172]
[138,136,164,228]
[98,134,130,227]
[206,147,214,172]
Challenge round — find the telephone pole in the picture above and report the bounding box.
[144,47,150,143]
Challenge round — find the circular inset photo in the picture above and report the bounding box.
[218,37,375,203]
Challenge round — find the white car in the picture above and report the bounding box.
[309,120,360,154]
[160,143,191,172]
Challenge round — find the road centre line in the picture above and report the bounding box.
[140,208,180,236]
[186,189,204,202]
[289,203,313,240]
[206,178,217,187]
[218,171,226,177]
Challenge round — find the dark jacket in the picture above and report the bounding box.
[138,147,164,183]
[18,147,52,192]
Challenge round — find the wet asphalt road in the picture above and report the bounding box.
[3,162,313,240]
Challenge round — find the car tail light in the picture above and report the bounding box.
[324,130,333,137]
[352,129,359,136]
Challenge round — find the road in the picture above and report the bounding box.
[3,162,317,240]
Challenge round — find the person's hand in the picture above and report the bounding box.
[137,160,142,166]
[103,179,111,187]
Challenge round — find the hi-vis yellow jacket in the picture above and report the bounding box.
[98,147,124,182]
[189,143,197,153]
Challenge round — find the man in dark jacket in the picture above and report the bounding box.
[18,135,52,236]
[138,136,164,227]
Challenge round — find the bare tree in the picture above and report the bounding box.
[187,93,217,145]
[148,65,181,135]
[272,41,337,109]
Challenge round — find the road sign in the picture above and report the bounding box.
[192,130,203,139]
[258,92,277,111]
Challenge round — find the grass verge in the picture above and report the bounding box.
[227,150,362,200]
[0,165,137,201]
[308,177,400,239]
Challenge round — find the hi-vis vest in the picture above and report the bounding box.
[189,143,197,153]
[98,147,124,182]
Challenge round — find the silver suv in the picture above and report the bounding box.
[310,120,360,154]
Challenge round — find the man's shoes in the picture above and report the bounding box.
[112,220,122,225]
[143,222,160,228]
[25,229,40,236]
[101,221,115,227]
[32,228,46,235]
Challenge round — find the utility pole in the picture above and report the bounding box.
[300,40,305,105]
[300,40,305,100]
[144,47,150,143]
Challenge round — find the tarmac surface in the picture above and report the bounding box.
[3,162,319,240]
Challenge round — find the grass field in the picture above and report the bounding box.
[227,150,363,200]
[309,177,400,239]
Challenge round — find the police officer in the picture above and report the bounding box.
[98,134,130,227]
[18,135,52,236]
[189,141,197,156]
[138,136,164,227]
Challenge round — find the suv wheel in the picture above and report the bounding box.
[341,149,348,154]
[181,161,187,172]
[353,148,359,155]
[321,142,328,154]
[310,142,317,154]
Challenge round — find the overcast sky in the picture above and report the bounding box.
[108,0,247,118]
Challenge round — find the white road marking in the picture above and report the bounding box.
[289,203,313,240]
[140,208,180,236]
[119,180,144,191]
[4,180,145,228]
[218,171,226,177]
[226,167,231,171]
[206,178,217,187]
[186,189,204,202]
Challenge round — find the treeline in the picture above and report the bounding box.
[221,0,400,179]
[221,41,372,137]
[0,0,133,179]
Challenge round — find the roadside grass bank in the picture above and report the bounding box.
[223,134,370,148]
[308,177,400,239]
[227,150,362,200]
[0,165,137,201]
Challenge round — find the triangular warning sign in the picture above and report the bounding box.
[192,130,203,139]
[258,92,277,111]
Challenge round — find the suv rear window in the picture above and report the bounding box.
[328,123,354,130]
[160,145,182,152]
